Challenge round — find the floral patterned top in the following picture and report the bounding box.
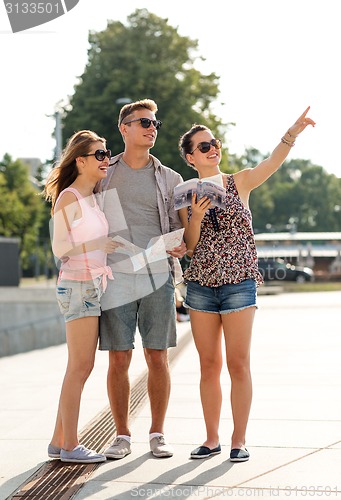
[183,174,263,287]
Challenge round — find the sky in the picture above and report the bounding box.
[1,0,340,177]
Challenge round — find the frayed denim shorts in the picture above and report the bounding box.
[184,279,257,314]
[56,277,103,323]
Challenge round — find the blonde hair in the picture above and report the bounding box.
[43,130,105,213]
[118,98,158,127]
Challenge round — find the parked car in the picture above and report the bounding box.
[257,258,314,283]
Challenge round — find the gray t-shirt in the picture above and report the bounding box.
[112,157,162,247]
[104,157,166,275]
[98,152,183,306]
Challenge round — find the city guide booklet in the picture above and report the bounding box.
[174,175,226,210]
[112,228,184,271]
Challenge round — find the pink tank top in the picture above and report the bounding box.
[55,187,113,288]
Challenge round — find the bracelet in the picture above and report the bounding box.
[281,136,295,147]
[286,129,298,138]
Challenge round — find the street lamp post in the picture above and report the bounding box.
[54,108,62,161]
[46,100,64,163]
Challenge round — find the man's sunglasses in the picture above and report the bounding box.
[190,138,222,154]
[82,149,111,161]
[123,117,162,130]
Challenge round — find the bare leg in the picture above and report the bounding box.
[50,316,99,450]
[190,310,223,449]
[144,348,170,434]
[222,307,255,450]
[107,350,132,436]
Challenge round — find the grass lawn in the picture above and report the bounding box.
[280,281,341,293]
[20,276,341,293]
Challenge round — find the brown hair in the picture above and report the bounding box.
[43,130,105,213]
[118,98,158,127]
[178,124,210,169]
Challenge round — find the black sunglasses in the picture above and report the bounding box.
[123,117,162,130]
[190,138,222,154]
[82,149,111,161]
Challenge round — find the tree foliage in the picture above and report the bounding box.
[0,154,45,269]
[245,150,341,232]
[60,8,340,233]
[62,9,230,179]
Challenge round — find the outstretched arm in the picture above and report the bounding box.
[236,106,316,194]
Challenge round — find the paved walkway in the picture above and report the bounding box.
[1,291,340,499]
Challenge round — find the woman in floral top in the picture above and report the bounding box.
[178,107,315,462]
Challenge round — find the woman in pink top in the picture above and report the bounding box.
[43,130,118,464]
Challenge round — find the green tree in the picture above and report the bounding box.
[62,8,230,179]
[248,153,341,232]
[0,154,45,270]
[57,8,341,233]
[289,162,341,231]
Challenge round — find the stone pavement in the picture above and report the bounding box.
[0,291,340,499]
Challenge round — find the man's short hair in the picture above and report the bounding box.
[118,98,158,127]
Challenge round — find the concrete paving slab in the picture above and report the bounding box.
[242,448,341,494]
[246,419,341,449]
[76,482,324,499]
[75,445,317,499]
[251,387,341,421]
[0,321,191,499]
[1,291,340,500]
[89,444,305,485]
[128,412,341,452]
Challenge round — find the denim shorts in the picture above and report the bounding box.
[99,274,176,351]
[184,279,257,314]
[56,277,102,323]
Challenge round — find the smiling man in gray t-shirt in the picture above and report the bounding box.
[97,98,186,460]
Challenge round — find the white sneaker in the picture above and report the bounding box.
[104,437,131,459]
[150,435,174,458]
